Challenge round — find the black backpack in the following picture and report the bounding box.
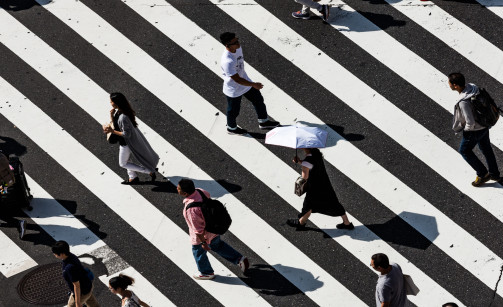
[470,88,502,127]
[185,189,232,235]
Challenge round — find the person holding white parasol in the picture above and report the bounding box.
[265,124,354,230]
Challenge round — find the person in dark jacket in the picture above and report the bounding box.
[103,92,159,184]
[52,240,99,307]
[286,148,353,229]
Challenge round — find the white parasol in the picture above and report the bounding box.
[265,124,328,149]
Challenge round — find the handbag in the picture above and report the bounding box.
[106,121,119,144]
[403,274,420,296]
[294,176,307,196]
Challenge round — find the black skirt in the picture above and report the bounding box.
[298,155,346,218]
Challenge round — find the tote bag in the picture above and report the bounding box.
[404,274,420,296]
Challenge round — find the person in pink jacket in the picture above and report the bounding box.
[177,179,249,280]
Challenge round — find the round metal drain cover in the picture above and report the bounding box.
[17,263,69,305]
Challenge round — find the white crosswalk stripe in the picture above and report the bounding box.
[385,0,503,85]
[121,1,463,305]
[0,229,37,278]
[24,174,175,307]
[0,8,365,306]
[210,0,503,296]
[0,74,270,306]
[0,0,501,306]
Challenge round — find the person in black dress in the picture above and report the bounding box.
[287,148,354,230]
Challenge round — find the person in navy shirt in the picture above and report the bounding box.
[52,241,100,307]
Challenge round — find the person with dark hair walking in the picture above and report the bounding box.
[103,92,159,184]
[108,274,149,307]
[286,148,353,229]
[291,0,330,21]
[219,32,279,135]
[371,253,407,307]
[448,72,501,186]
[52,240,100,307]
[177,178,249,280]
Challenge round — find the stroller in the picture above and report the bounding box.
[0,151,32,239]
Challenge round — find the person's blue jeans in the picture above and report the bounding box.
[459,128,500,177]
[192,236,242,275]
[226,87,268,128]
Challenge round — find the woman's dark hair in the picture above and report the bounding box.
[110,92,138,127]
[109,274,135,291]
[178,178,196,195]
[309,148,323,159]
[371,253,390,269]
[52,240,70,256]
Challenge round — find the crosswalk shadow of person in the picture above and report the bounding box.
[320,212,437,250]
[229,263,323,296]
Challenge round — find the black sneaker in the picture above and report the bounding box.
[227,127,248,135]
[336,222,354,230]
[319,5,330,22]
[286,218,306,228]
[259,120,280,130]
[121,177,140,185]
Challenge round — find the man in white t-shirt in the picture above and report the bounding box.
[220,32,280,135]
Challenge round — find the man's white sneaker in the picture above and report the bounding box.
[193,273,215,280]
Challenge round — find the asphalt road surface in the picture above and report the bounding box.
[1,0,503,306]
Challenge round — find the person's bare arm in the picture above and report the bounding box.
[293,156,310,180]
[301,166,309,180]
[72,281,83,307]
[230,74,263,90]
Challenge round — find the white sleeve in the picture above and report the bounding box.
[222,58,237,77]
[301,161,313,169]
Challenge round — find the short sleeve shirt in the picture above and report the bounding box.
[62,253,92,295]
[375,263,407,307]
[221,47,252,98]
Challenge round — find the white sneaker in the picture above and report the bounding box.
[193,273,215,280]
[238,256,249,273]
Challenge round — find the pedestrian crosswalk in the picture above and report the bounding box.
[0,0,502,306]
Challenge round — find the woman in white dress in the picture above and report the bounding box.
[108,274,149,307]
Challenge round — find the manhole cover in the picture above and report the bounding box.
[17,263,69,305]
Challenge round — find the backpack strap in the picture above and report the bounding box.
[185,202,202,210]
[196,188,209,201]
[184,189,207,211]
